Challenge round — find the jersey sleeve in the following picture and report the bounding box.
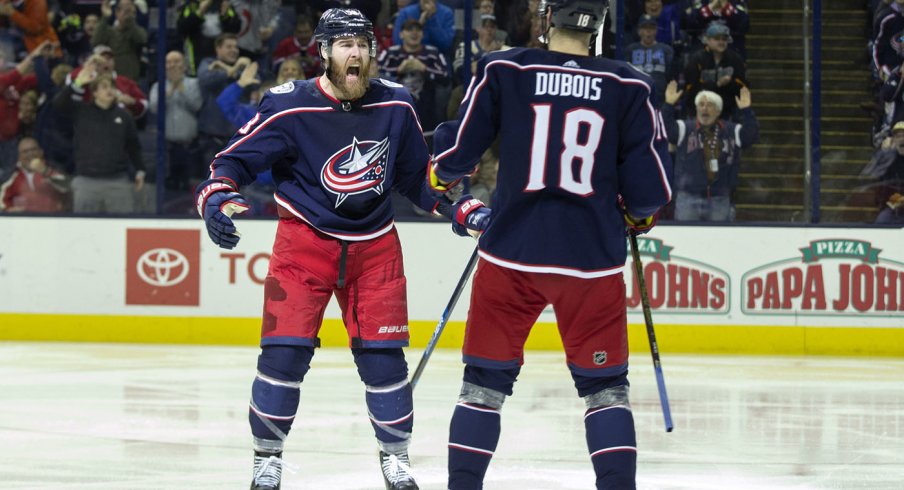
[616,80,674,219]
[431,55,500,184]
[390,89,445,215]
[207,93,294,189]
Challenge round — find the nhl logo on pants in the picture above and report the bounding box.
[592,351,608,366]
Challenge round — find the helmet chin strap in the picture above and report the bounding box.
[538,10,551,45]
[594,8,608,56]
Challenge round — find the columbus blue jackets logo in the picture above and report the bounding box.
[321,137,390,207]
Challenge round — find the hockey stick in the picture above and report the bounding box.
[628,231,674,432]
[410,246,479,390]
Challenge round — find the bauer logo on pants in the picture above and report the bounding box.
[126,229,200,306]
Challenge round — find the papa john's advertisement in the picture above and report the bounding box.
[623,230,904,326]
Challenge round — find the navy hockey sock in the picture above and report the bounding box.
[447,400,501,490]
[353,348,413,453]
[584,402,636,489]
[447,365,519,489]
[248,345,314,452]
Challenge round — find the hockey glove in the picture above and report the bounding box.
[426,161,462,199]
[617,194,657,235]
[452,195,492,238]
[624,212,657,235]
[196,179,250,249]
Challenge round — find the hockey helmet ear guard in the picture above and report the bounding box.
[314,8,377,63]
[538,0,608,43]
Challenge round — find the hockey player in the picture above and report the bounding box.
[194,8,488,490]
[428,1,674,488]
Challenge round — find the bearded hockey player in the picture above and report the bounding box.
[194,7,489,490]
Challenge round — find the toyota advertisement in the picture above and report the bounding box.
[0,217,902,353]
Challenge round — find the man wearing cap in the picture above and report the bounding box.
[65,46,149,119]
[662,80,758,221]
[378,19,449,129]
[683,21,747,119]
[453,13,508,82]
[627,0,683,50]
[626,14,675,107]
[392,0,454,54]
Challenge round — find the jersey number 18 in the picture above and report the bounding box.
[526,104,604,196]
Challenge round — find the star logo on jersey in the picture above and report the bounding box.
[563,60,580,68]
[321,137,390,207]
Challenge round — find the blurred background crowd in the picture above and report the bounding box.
[0,0,899,225]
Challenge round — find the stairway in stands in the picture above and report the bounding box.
[737,0,876,222]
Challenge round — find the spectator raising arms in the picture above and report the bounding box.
[176,0,241,76]
[66,46,149,119]
[54,59,144,214]
[91,0,147,82]
[0,0,61,54]
[197,33,249,165]
[662,81,759,221]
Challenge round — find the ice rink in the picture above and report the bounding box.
[1,342,903,489]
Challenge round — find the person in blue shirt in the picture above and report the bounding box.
[392,0,455,54]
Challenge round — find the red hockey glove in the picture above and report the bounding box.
[452,195,492,238]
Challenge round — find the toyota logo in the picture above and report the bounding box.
[136,248,190,287]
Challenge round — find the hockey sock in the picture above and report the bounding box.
[583,386,637,490]
[448,364,518,490]
[353,348,413,454]
[248,345,314,452]
[447,398,501,490]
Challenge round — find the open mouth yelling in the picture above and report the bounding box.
[346,65,361,82]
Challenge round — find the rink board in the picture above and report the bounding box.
[1,217,903,356]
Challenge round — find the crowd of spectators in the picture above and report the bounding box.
[0,0,758,223]
[864,0,904,223]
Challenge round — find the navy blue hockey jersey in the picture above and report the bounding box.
[209,77,439,241]
[433,48,673,277]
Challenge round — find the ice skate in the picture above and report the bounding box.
[250,451,282,490]
[379,451,419,489]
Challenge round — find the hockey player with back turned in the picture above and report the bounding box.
[428,0,674,488]
[194,8,490,490]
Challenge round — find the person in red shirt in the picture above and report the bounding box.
[271,14,320,80]
[0,45,39,176]
[66,45,148,118]
[0,137,69,212]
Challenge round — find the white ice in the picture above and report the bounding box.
[1,343,902,489]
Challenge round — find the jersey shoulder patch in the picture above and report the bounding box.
[376,78,403,88]
[270,81,296,94]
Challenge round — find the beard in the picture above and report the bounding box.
[326,56,372,101]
